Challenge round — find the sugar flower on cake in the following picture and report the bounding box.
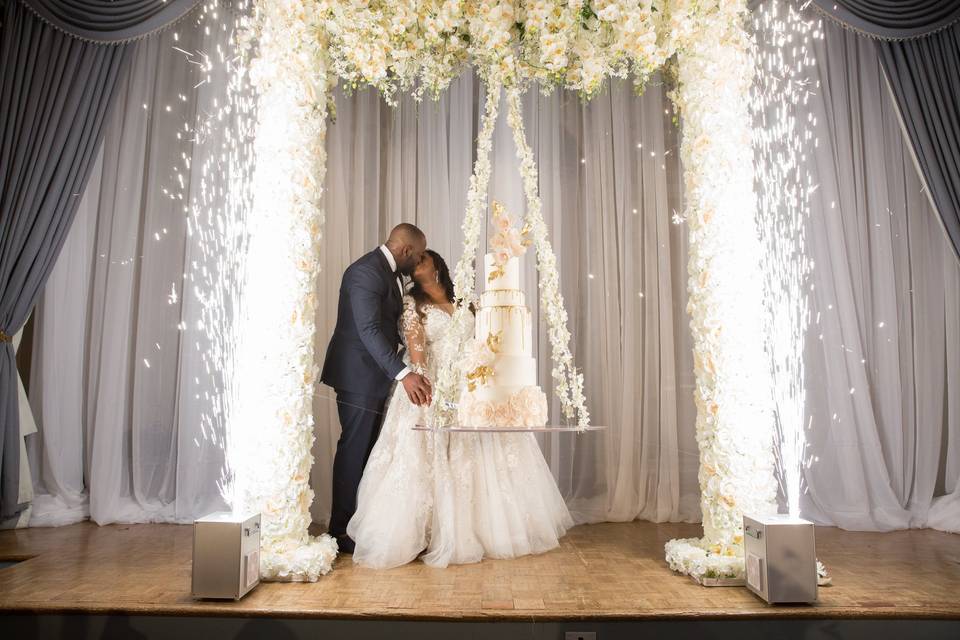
[463,338,496,391]
[488,201,530,282]
[459,387,549,428]
[465,337,496,369]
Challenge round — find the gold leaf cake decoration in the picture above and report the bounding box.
[465,365,494,392]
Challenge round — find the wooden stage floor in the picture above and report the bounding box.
[1,521,958,621]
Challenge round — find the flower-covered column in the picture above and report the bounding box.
[231,1,337,581]
[664,0,777,581]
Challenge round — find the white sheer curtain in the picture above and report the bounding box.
[798,17,960,532]
[311,74,699,527]
[25,5,235,525]
[25,5,960,534]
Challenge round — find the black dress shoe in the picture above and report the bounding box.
[336,534,355,554]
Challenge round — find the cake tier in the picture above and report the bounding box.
[480,289,525,308]
[458,385,548,428]
[469,382,534,404]
[476,306,532,357]
[489,354,537,387]
[484,253,520,290]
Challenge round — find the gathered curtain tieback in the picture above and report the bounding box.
[0,330,12,343]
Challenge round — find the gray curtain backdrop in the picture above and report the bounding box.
[810,0,960,262]
[800,16,960,532]
[810,0,960,40]
[880,25,960,262]
[21,0,202,43]
[0,0,129,519]
[25,1,243,526]
[0,0,206,519]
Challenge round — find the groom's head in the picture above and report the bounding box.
[385,223,427,276]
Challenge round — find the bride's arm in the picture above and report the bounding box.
[401,297,428,376]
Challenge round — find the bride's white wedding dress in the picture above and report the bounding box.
[347,296,573,569]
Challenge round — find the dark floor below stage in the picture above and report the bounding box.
[0,520,958,622]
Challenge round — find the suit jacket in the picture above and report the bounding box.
[321,248,406,398]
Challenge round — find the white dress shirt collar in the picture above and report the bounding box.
[379,244,410,381]
[379,244,398,273]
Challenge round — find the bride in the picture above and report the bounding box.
[347,249,573,569]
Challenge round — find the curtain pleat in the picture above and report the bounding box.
[20,0,202,43]
[879,24,960,262]
[810,0,960,40]
[0,0,129,518]
[809,1,960,262]
[799,16,960,532]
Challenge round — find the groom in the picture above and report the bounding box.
[321,223,433,553]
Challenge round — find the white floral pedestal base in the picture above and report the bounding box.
[694,576,746,587]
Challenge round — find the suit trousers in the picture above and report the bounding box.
[328,389,389,539]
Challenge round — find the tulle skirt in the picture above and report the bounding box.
[347,384,573,569]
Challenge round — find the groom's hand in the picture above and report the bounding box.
[401,372,432,406]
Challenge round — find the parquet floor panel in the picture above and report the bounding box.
[1,521,958,620]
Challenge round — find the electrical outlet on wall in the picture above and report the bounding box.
[564,633,597,640]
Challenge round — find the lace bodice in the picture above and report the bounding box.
[400,295,472,380]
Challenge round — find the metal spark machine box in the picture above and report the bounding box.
[743,514,817,604]
[192,511,261,600]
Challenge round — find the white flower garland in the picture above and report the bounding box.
[319,1,668,98]
[505,87,589,428]
[431,81,503,425]
[232,2,338,582]
[435,85,590,429]
[663,0,777,580]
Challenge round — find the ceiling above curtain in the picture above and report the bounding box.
[810,0,960,40]
[19,0,202,43]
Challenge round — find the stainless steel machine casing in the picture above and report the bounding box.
[743,514,817,604]
[191,511,261,600]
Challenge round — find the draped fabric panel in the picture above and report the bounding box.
[810,0,960,262]
[26,4,236,526]
[810,0,960,40]
[20,0,202,43]
[0,0,129,519]
[25,2,960,534]
[800,17,960,532]
[879,24,960,262]
[311,76,699,527]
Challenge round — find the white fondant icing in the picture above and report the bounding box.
[480,289,526,307]
[477,306,531,356]
[459,250,547,427]
[484,253,520,290]
[493,355,537,387]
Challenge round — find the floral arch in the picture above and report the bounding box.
[231,0,776,582]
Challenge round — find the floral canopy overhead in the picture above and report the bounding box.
[235,0,776,584]
[242,0,747,101]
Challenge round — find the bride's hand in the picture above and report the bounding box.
[401,372,432,406]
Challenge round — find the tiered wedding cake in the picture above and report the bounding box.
[458,206,548,428]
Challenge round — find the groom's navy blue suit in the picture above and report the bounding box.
[321,248,406,541]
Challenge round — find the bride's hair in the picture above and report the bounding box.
[410,249,455,318]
